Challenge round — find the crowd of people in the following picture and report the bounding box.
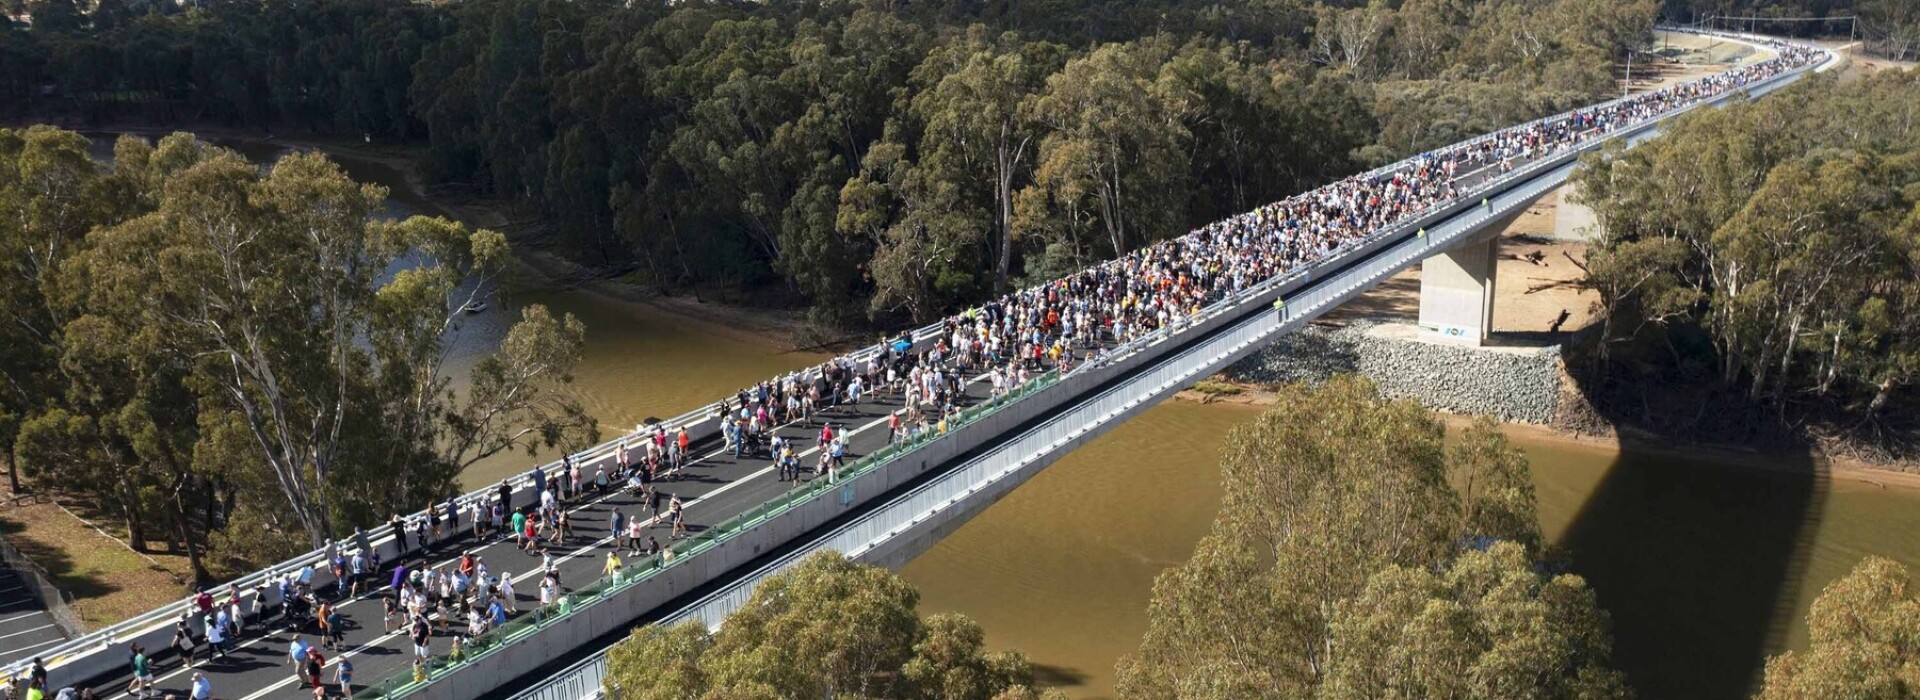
[694,41,1832,456]
[11,37,1824,700]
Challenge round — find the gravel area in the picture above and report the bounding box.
[1227,319,1564,423]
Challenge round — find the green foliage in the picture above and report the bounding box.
[1755,556,1920,700]
[1452,417,1545,555]
[1571,70,1920,417]
[1322,542,1628,700]
[0,128,597,578]
[1656,2,1915,62]
[0,0,1646,326]
[604,552,1060,700]
[1117,377,1618,700]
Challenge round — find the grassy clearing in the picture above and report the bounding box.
[0,497,193,629]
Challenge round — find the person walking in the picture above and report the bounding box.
[409,614,432,661]
[288,636,311,685]
[125,644,154,699]
[498,574,518,614]
[383,593,402,634]
[205,613,229,662]
[315,601,334,651]
[171,621,197,670]
[324,603,346,651]
[610,510,627,552]
[189,673,211,700]
[303,648,326,696]
[334,658,354,698]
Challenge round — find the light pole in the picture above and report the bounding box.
[1623,49,1633,98]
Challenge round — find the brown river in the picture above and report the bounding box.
[138,136,1920,700]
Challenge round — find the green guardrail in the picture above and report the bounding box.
[350,368,1064,699]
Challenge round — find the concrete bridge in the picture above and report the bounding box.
[2,29,1835,700]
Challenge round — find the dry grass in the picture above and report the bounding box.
[1190,380,1244,396]
[1323,188,1599,335]
[0,495,194,629]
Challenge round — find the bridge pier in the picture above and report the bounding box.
[1413,184,1595,345]
[1551,181,1601,242]
[1418,225,1503,346]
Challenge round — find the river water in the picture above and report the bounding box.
[898,402,1920,699]
[122,135,1920,700]
[83,132,828,486]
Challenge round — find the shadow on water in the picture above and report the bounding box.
[1030,663,1091,689]
[1555,424,1829,699]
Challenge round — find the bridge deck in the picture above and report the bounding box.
[31,28,1831,700]
[73,375,1001,700]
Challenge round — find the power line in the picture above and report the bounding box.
[1702,14,1857,23]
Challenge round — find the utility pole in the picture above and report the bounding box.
[1623,50,1632,98]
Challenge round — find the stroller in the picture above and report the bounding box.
[281,592,314,632]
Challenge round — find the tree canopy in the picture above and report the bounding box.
[1755,556,1920,700]
[0,0,1658,326]
[1569,69,1920,445]
[604,551,1065,700]
[1116,376,1626,700]
[0,127,596,580]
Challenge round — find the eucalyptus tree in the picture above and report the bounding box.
[46,134,595,547]
[1026,40,1190,260]
[910,30,1058,294]
[605,552,1059,700]
[1757,556,1920,699]
[1322,543,1628,700]
[0,126,106,494]
[1118,377,1616,699]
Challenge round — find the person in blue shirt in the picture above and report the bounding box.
[335,657,354,697]
[488,599,508,627]
[288,636,312,685]
[190,672,211,700]
[347,550,368,598]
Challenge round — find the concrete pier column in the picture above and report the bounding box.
[1551,181,1600,242]
[1418,233,1499,346]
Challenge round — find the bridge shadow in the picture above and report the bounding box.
[1555,361,1829,700]
[1029,663,1090,689]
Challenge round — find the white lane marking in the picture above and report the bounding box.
[229,410,902,700]
[0,635,63,658]
[0,623,56,641]
[228,381,994,700]
[154,375,993,700]
[108,430,751,700]
[0,610,46,623]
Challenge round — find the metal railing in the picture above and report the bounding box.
[344,367,1066,698]
[504,29,1834,700]
[7,301,950,681]
[23,23,1831,694]
[0,535,85,639]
